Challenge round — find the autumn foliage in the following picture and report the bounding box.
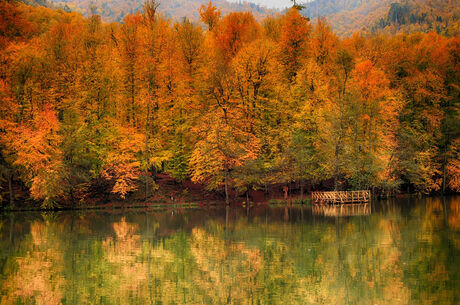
[0,1,459,207]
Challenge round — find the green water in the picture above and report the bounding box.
[0,197,458,305]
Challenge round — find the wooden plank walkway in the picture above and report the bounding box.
[311,190,371,204]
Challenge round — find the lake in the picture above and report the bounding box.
[0,197,458,304]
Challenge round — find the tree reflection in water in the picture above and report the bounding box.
[0,197,458,304]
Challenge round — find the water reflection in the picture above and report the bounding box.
[312,203,371,216]
[0,197,458,305]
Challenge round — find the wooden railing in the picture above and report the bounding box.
[311,190,371,204]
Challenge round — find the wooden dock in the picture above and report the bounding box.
[311,190,371,204]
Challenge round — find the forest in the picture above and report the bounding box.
[0,0,459,208]
[301,0,460,36]
[20,0,273,23]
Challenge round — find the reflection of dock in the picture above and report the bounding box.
[312,203,371,217]
[311,191,371,204]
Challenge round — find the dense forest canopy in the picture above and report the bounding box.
[0,0,459,207]
[21,0,273,22]
[20,0,460,36]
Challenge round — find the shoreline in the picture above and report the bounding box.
[1,193,457,213]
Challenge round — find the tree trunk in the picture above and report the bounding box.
[334,168,339,191]
[7,170,14,208]
[145,173,149,201]
[334,68,349,192]
[442,154,447,194]
[300,182,304,203]
[145,104,150,201]
[224,171,229,205]
[333,140,340,191]
[69,186,75,204]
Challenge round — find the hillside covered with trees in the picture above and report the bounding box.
[301,0,460,36]
[21,0,460,36]
[24,0,273,22]
[0,0,459,208]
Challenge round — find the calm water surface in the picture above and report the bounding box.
[0,197,459,304]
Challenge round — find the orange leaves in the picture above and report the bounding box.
[353,60,388,96]
[189,112,260,191]
[279,8,312,81]
[447,159,460,192]
[124,13,144,27]
[199,1,221,31]
[13,107,61,176]
[101,126,144,199]
[45,20,83,66]
[281,8,311,48]
[446,139,460,192]
[214,12,261,61]
[232,39,274,105]
[1,0,459,206]
[0,79,17,127]
[102,159,140,199]
[352,60,395,119]
[348,60,401,186]
[9,107,64,206]
[351,59,399,131]
[312,17,338,66]
[175,19,204,80]
[0,1,36,48]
